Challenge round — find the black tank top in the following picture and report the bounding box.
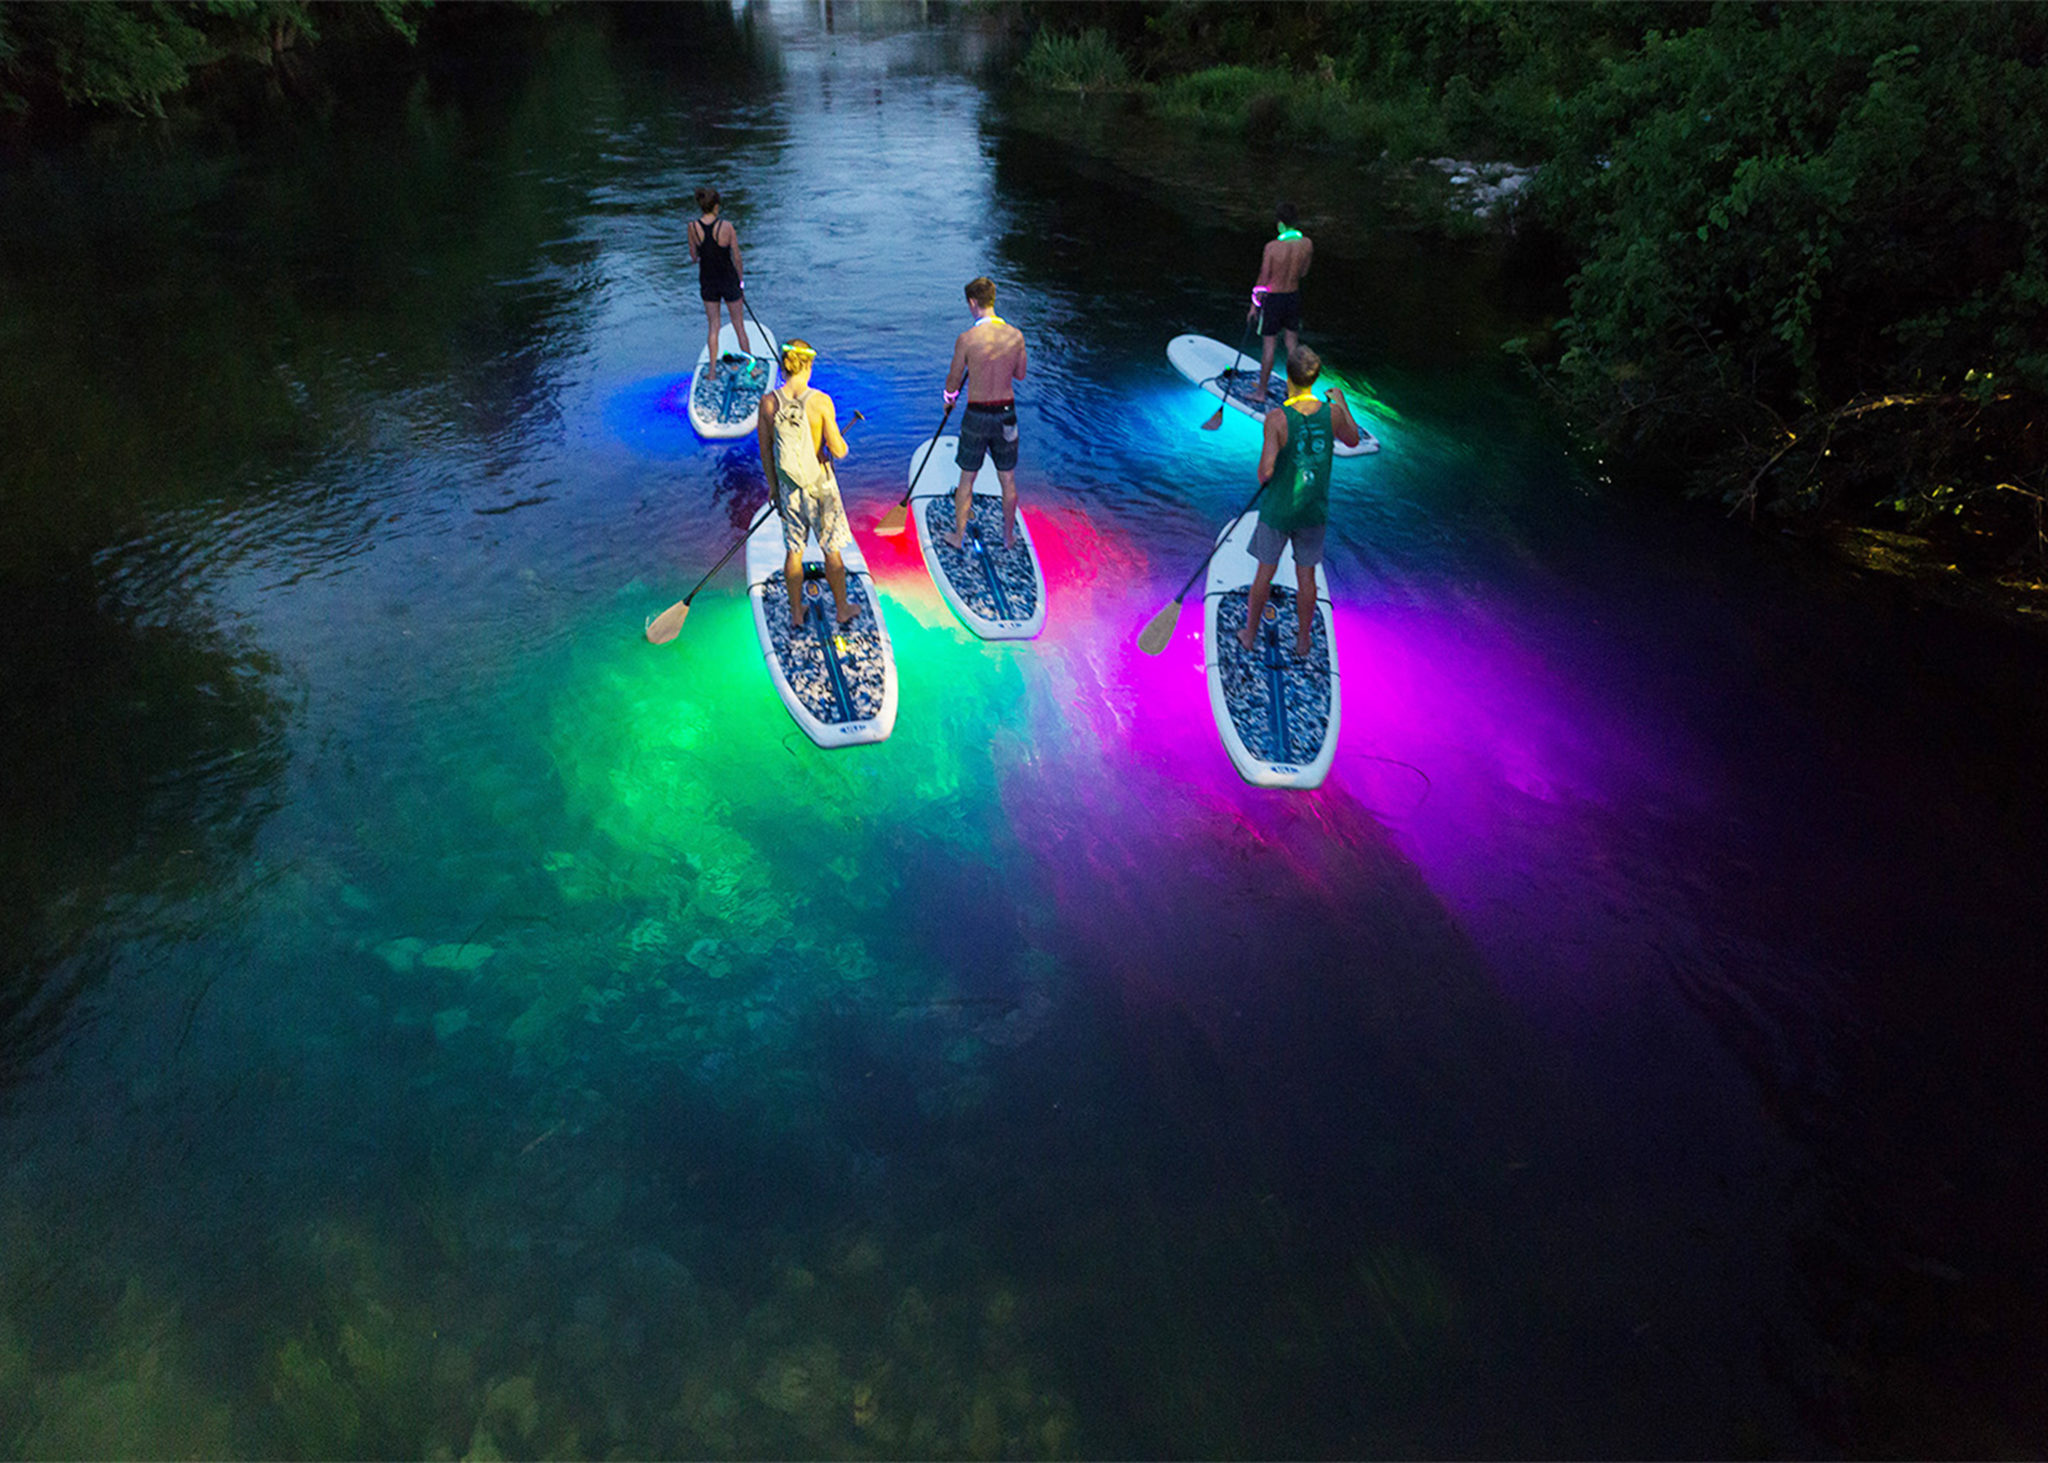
[692,213,742,297]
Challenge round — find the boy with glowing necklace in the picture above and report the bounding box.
[1246,202,1313,405]
[1240,345,1361,657]
[942,276,1029,551]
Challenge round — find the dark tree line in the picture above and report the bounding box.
[0,1,443,117]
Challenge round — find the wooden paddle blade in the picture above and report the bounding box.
[1200,404,1226,431]
[874,502,909,536]
[1136,598,1183,655]
[644,600,690,644]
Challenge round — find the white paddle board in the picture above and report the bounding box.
[1168,333,1378,456]
[746,488,897,747]
[1202,511,1340,789]
[688,320,780,439]
[905,435,1048,640]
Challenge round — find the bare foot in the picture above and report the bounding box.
[1236,625,1257,652]
[944,531,965,551]
[836,607,860,629]
[1002,533,1015,551]
[1293,633,1313,658]
[787,597,805,625]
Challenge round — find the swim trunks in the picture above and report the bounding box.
[779,468,852,557]
[956,402,1019,474]
[1249,520,1326,569]
[1259,290,1301,337]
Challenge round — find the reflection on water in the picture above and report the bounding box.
[3,2,2047,1456]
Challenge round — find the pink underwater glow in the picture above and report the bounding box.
[990,513,1718,1019]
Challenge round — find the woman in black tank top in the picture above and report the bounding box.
[689,185,752,373]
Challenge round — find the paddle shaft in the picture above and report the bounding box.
[1166,478,1271,607]
[742,291,771,357]
[894,398,959,511]
[1220,308,1258,390]
[683,498,777,611]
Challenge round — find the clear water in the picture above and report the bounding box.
[4,5,2047,1457]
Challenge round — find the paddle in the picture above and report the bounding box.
[874,395,958,536]
[644,408,864,645]
[1135,478,1272,655]
[1202,308,1259,431]
[645,500,774,644]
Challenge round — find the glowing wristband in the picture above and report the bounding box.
[944,389,960,405]
[1251,285,1269,305]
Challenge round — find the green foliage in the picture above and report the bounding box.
[0,0,429,119]
[1096,1,1680,159]
[1016,26,1131,93]
[1150,61,1446,158]
[1534,2,2048,543]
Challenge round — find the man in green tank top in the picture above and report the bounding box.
[1240,345,1362,656]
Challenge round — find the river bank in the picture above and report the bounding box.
[1000,80,2048,635]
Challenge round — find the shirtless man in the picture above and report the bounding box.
[757,339,855,628]
[942,276,1028,550]
[1246,202,1313,405]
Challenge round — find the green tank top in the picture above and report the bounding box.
[1259,399,1332,535]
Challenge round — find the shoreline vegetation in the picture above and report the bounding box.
[4,1,2044,628]
[1006,1,2048,629]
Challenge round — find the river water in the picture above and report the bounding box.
[4,5,2047,1457]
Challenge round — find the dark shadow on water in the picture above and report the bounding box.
[0,562,289,1091]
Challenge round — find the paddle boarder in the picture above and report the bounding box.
[1245,203,1312,405]
[757,339,857,629]
[1240,345,1360,656]
[689,186,752,378]
[942,276,1028,551]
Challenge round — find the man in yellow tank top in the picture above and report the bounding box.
[757,339,855,627]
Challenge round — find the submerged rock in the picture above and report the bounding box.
[422,942,495,972]
[482,1374,540,1441]
[374,936,427,972]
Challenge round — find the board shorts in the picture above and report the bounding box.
[1259,290,1302,337]
[701,284,744,304]
[1250,519,1325,569]
[779,469,853,557]
[956,402,1019,474]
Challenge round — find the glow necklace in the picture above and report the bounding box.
[1277,227,1303,241]
[973,313,1006,328]
[1283,389,1318,410]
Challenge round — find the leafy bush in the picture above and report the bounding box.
[1535,3,2048,537]
[1016,27,1131,93]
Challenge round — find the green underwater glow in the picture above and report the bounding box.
[542,581,1047,1005]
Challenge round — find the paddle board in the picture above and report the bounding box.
[1167,333,1379,456]
[905,435,1048,640]
[688,320,780,439]
[1202,511,1340,789]
[746,489,897,747]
